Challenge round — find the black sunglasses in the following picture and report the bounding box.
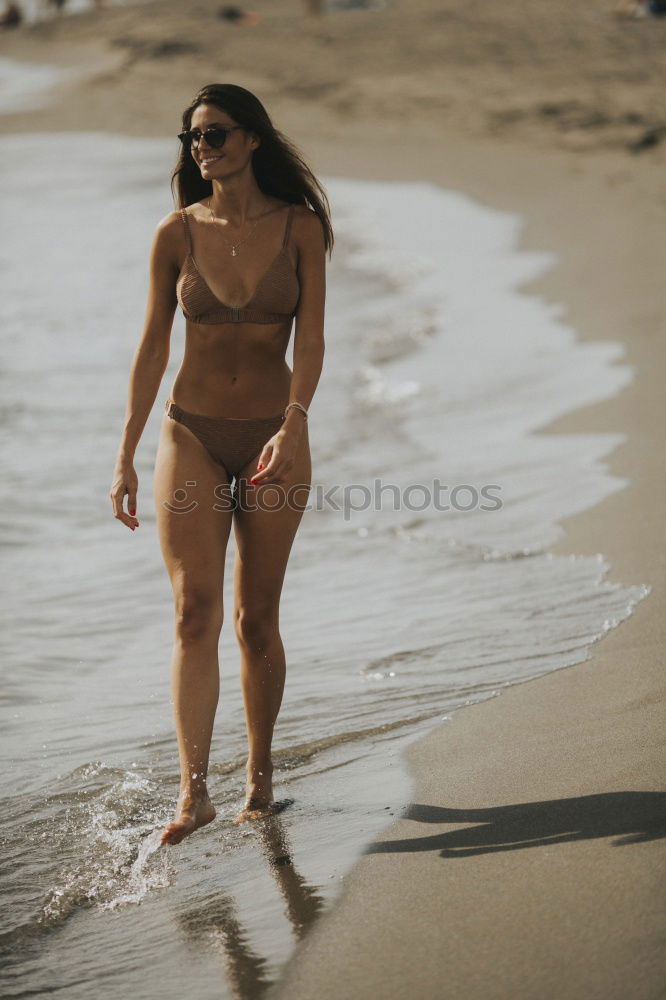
[177,125,245,150]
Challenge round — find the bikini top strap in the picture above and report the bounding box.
[180,208,193,256]
[282,204,295,249]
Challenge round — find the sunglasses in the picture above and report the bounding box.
[177,125,245,150]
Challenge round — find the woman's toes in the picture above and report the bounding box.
[160,796,216,846]
[232,798,277,825]
[160,820,191,846]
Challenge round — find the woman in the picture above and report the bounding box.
[109,83,331,847]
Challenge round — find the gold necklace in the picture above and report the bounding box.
[207,199,277,256]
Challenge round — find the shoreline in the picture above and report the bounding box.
[1,1,664,994]
[271,131,665,999]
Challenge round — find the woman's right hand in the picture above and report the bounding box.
[109,459,140,531]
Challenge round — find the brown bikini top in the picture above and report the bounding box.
[176,203,300,325]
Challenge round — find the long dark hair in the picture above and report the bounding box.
[171,83,334,257]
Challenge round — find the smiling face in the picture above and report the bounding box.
[189,103,259,178]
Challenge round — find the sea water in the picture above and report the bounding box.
[0,132,648,1000]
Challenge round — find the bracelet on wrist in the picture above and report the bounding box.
[284,401,308,421]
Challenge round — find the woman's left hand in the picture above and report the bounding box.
[250,424,303,486]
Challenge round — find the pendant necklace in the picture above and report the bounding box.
[207,198,271,256]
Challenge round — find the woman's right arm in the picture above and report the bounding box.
[109,212,180,530]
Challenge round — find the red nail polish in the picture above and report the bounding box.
[258,464,263,470]
[130,509,136,516]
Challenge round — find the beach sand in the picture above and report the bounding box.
[2,0,664,996]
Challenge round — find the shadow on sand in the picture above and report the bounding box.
[363,792,666,857]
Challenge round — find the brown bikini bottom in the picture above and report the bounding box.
[164,397,285,480]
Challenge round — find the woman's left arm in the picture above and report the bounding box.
[252,207,326,484]
[285,206,326,428]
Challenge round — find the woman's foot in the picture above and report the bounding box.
[232,761,276,825]
[160,788,217,846]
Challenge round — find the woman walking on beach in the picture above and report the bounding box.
[109,83,330,846]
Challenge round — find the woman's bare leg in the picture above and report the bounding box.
[153,414,234,845]
[231,425,311,824]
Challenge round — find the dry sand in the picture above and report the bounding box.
[2,1,664,996]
